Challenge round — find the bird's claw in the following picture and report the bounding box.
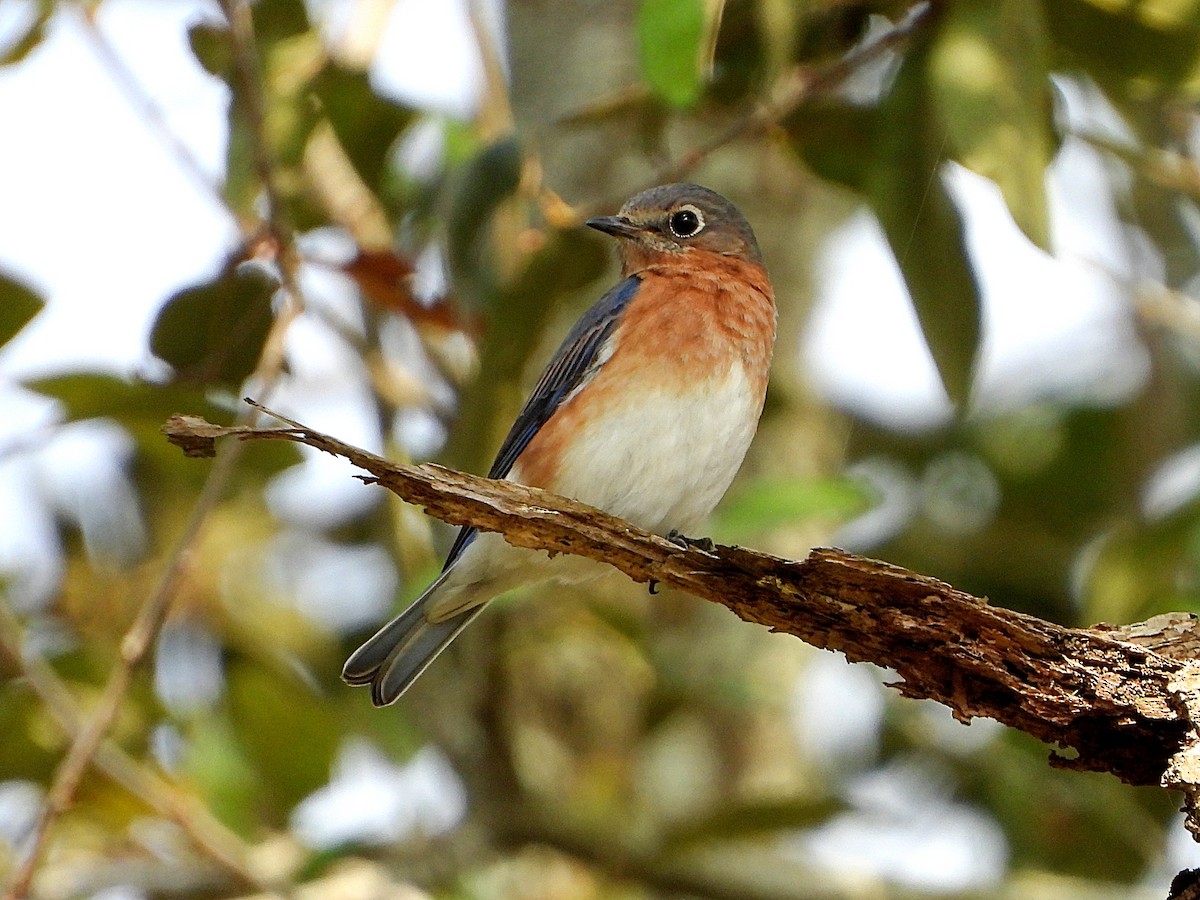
[650,532,716,593]
[666,529,716,553]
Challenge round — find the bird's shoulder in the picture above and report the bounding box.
[485,274,643,481]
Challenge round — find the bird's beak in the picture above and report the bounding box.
[586,215,643,239]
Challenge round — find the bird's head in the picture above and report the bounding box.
[586,183,762,274]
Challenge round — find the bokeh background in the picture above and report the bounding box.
[2,0,1200,897]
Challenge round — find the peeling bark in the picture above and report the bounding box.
[164,409,1200,814]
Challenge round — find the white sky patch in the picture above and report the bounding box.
[794,757,1009,893]
[32,418,147,568]
[1142,443,1200,520]
[0,0,234,379]
[369,0,494,117]
[805,143,1148,430]
[792,653,886,776]
[804,207,951,431]
[291,740,466,849]
[965,145,1149,411]
[0,0,485,597]
[0,780,43,851]
[0,0,490,385]
[262,531,397,632]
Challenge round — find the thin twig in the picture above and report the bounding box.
[468,0,514,140]
[1069,253,1200,346]
[1074,129,1200,204]
[1136,282,1200,344]
[219,0,307,385]
[218,0,304,315]
[0,602,271,893]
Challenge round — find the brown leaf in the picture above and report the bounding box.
[342,250,463,330]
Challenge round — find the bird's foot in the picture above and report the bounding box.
[666,530,716,553]
[650,533,717,593]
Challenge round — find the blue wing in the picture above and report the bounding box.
[441,275,642,570]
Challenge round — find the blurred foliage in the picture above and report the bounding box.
[636,0,721,108]
[1,0,1200,898]
[0,270,43,348]
[150,260,279,388]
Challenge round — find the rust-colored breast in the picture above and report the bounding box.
[511,252,776,491]
[614,252,775,395]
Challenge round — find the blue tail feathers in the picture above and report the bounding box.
[342,572,486,706]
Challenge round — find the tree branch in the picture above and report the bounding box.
[164,405,1200,832]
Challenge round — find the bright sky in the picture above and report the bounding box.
[0,0,489,381]
[0,1,233,378]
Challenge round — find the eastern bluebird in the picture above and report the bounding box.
[343,183,776,706]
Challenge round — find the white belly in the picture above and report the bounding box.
[431,361,763,619]
[542,360,761,535]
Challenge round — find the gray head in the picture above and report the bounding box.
[586,183,763,268]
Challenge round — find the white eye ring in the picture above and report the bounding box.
[668,205,705,238]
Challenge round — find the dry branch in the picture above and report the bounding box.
[164,406,1200,835]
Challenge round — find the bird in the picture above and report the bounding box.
[342,183,776,706]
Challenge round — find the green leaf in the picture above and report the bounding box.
[29,374,297,492]
[187,22,234,78]
[1077,505,1200,624]
[1044,0,1200,88]
[0,270,43,348]
[184,717,260,835]
[782,102,879,192]
[445,137,524,302]
[0,682,57,781]
[250,0,312,45]
[714,476,874,543]
[708,0,769,105]
[866,44,983,408]
[206,5,325,229]
[150,264,278,387]
[311,63,414,189]
[930,0,1054,249]
[262,31,327,172]
[780,45,984,406]
[226,666,342,818]
[637,0,712,108]
[30,374,214,425]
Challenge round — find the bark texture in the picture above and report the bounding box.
[164,410,1200,822]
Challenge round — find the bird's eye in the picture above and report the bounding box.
[668,206,704,238]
